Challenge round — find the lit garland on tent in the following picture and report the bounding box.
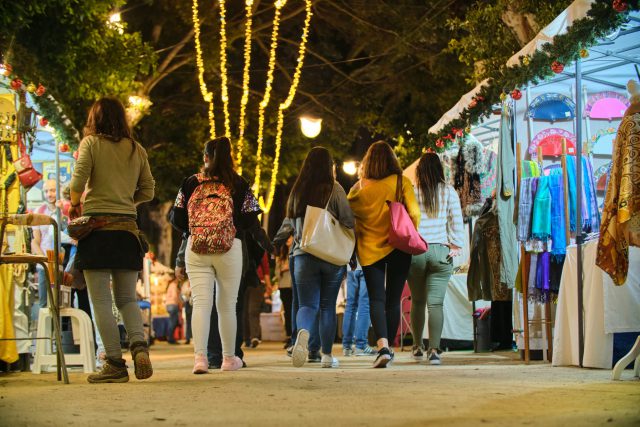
[418,0,640,154]
[218,0,231,138]
[192,0,215,138]
[252,0,287,194]
[236,0,255,173]
[260,0,313,212]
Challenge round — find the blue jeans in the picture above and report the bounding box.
[166,304,180,343]
[293,254,345,355]
[290,256,320,352]
[342,270,371,349]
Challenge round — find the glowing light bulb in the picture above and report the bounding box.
[299,116,322,138]
[343,161,358,176]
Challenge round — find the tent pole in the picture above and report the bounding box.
[516,142,530,364]
[575,57,585,368]
[526,84,533,158]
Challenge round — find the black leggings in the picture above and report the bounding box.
[362,249,412,344]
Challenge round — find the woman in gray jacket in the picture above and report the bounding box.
[69,97,155,383]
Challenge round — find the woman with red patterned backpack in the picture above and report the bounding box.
[170,136,272,374]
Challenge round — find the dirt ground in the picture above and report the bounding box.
[0,341,638,427]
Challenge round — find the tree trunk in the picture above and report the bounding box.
[501,9,539,47]
[140,201,174,267]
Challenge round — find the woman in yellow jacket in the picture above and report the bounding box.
[348,141,420,368]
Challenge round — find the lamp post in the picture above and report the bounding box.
[299,116,322,138]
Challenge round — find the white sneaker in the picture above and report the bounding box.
[343,347,354,356]
[292,329,309,368]
[354,345,377,356]
[321,354,339,368]
[428,349,441,365]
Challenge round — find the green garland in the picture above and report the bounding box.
[420,0,640,153]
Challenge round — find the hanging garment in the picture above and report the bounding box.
[548,170,567,258]
[454,141,484,218]
[517,177,536,242]
[597,112,640,285]
[527,253,544,303]
[582,156,601,233]
[525,178,546,253]
[521,160,541,179]
[467,199,501,301]
[495,105,518,288]
[531,176,551,241]
[0,264,18,364]
[480,150,498,201]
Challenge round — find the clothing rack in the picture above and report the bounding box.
[517,139,574,364]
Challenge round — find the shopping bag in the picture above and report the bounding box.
[387,174,428,255]
[300,202,355,266]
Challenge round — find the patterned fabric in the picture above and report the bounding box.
[187,173,236,254]
[242,189,261,214]
[480,150,497,201]
[597,113,640,285]
[582,156,601,233]
[517,178,535,242]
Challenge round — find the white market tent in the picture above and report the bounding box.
[406,0,640,370]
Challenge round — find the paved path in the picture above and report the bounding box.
[1,342,638,426]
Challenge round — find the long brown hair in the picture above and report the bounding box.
[286,147,334,218]
[84,97,133,141]
[415,152,445,218]
[360,141,402,180]
[203,136,238,194]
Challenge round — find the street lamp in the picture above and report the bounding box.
[108,12,124,34]
[299,116,322,138]
[342,161,358,176]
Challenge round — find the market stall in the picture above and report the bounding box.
[412,0,640,369]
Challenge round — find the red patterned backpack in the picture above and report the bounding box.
[187,173,236,254]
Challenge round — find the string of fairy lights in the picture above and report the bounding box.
[191,0,215,138]
[252,0,287,196]
[260,0,313,212]
[192,0,312,212]
[218,0,231,138]
[236,0,255,174]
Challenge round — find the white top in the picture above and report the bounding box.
[414,184,464,247]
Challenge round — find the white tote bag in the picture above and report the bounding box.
[299,202,355,266]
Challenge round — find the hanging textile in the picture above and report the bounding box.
[467,199,501,301]
[531,176,551,241]
[0,264,18,364]
[454,137,484,218]
[548,170,567,258]
[517,177,535,242]
[495,104,518,288]
[582,156,601,233]
[521,160,541,179]
[480,149,497,201]
[597,111,640,285]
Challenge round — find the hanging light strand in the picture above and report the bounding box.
[192,0,215,138]
[252,0,287,194]
[236,0,255,174]
[260,0,313,212]
[218,0,231,138]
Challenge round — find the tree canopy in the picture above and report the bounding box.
[1,0,577,203]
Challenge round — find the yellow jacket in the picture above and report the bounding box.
[348,175,421,266]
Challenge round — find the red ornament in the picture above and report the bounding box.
[35,84,46,96]
[476,96,485,102]
[436,139,445,148]
[613,0,628,12]
[511,89,522,100]
[469,99,478,108]
[551,61,564,74]
[39,117,49,127]
[425,147,435,154]
[59,143,70,153]
[72,150,79,160]
[452,128,464,137]
[10,78,23,90]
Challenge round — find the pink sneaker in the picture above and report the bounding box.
[193,353,208,374]
[221,356,243,371]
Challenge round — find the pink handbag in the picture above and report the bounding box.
[387,174,428,255]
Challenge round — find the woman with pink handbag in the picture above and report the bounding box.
[348,141,421,368]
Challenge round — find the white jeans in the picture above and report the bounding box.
[186,237,242,358]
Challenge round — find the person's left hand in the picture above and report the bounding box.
[448,244,462,258]
[69,204,82,220]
